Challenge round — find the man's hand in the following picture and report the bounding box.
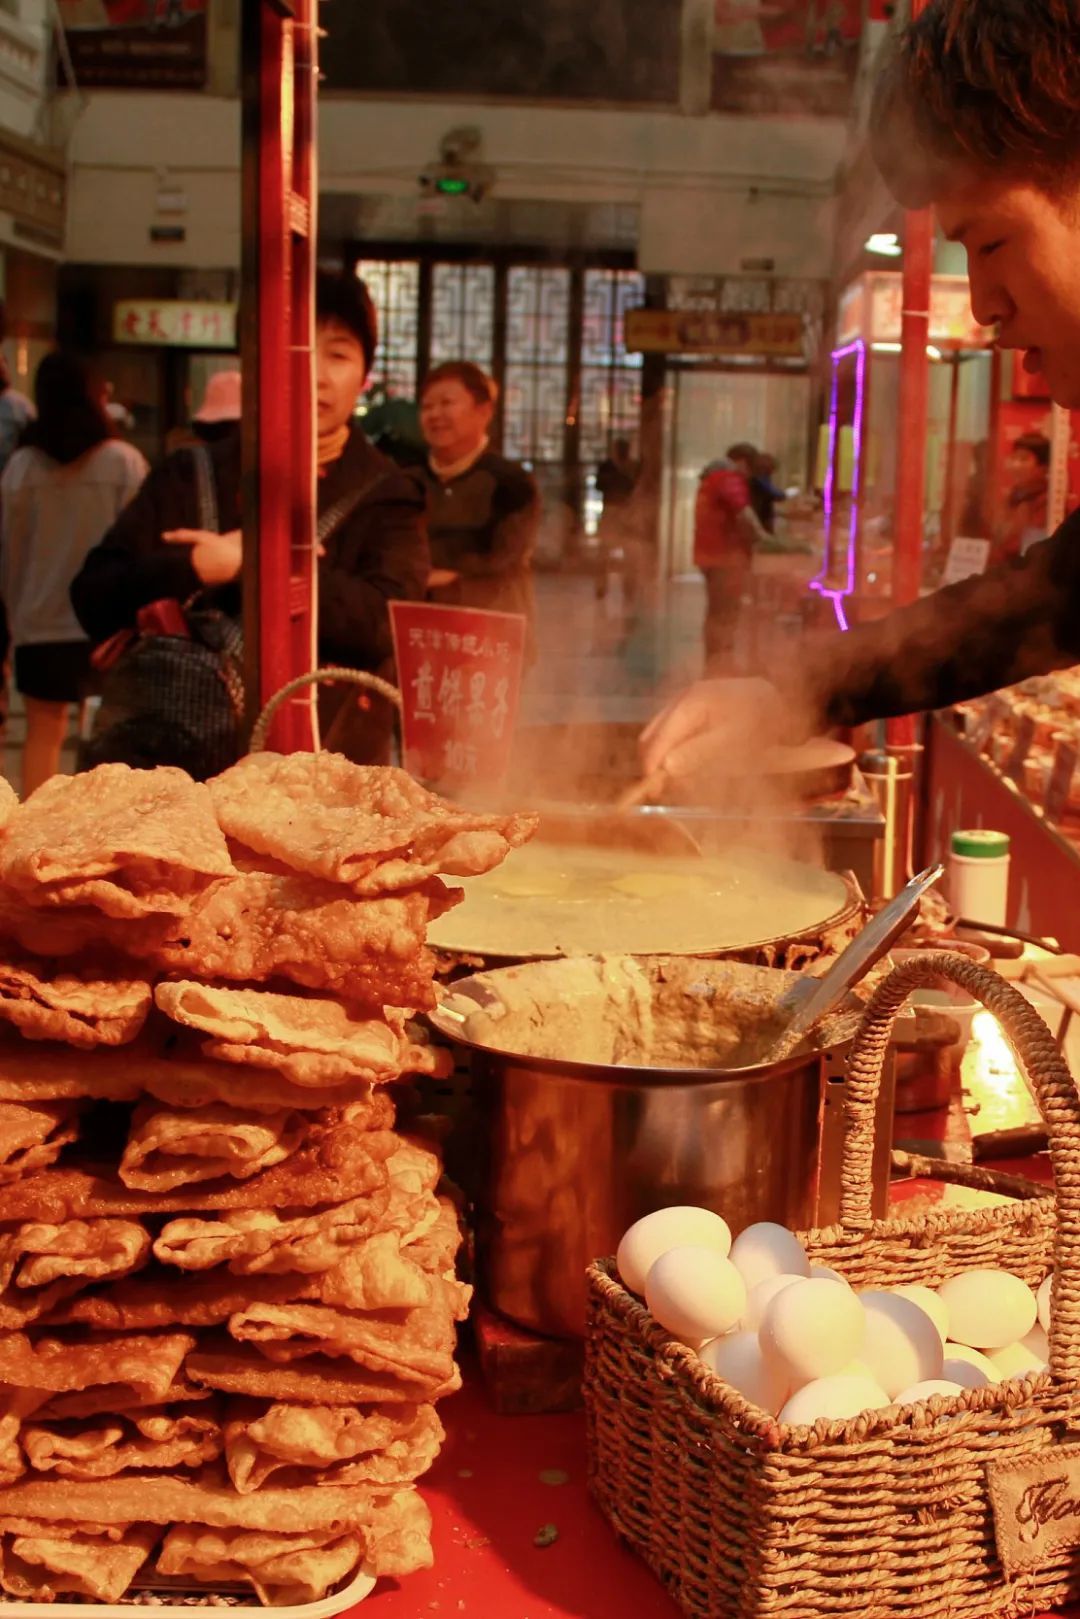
[163,528,242,587]
[640,676,792,781]
[428,567,460,588]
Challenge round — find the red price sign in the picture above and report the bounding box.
[390,602,526,789]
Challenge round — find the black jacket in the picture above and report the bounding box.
[816,507,1080,728]
[419,450,539,625]
[70,427,429,673]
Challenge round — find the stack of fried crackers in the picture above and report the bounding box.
[0,753,534,1608]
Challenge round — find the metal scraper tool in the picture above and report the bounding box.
[761,862,947,1063]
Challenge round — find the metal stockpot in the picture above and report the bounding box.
[430,957,892,1339]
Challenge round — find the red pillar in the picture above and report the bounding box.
[240,0,318,753]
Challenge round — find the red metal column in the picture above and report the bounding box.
[240,0,318,753]
[887,0,931,751]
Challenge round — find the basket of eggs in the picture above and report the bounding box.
[585,952,1079,1619]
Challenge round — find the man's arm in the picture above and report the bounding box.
[70,459,201,645]
[813,509,1080,728]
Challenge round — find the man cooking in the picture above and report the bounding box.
[641,0,1080,787]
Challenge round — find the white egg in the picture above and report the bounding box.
[988,1339,1048,1379]
[943,1344,1000,1387]
[617,1207,732,1296]
[860,1291,944,1399]
[779,1373,891,1427]
[1024,1322,1050,1362]
[741,1274,803,1332]
[1037,1274,1053,1335]
[896,1379,966,1405]
[891,1285,949,1345]
[644,1247,746,1343]
[729,1223,811,1291]
[810,1264,851,1287]
[937,1270,1036,1351]
[700,1330,788,1414]
[837,1359,876,1379]
[760,1279,866,1386]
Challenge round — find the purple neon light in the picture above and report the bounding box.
[811,337,866,632]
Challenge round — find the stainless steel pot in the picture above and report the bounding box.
[430,957,893,1339]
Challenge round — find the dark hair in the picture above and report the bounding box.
[1013,431,1051,468]
[726,441,757,465]
[420,361,497,408]
[871,0,1080,207]
[316,270,377,375]
[23,351,114,466]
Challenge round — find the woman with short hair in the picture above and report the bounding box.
[418,361,540,638]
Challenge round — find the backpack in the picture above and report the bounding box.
[80,446,245,781]
[81,451,385,780]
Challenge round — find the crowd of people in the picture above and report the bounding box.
[0,269,544,788]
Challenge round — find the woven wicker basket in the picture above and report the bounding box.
[584,952,1079,1619]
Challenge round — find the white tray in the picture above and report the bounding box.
[0,1567,376,1617]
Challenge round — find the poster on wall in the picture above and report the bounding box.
[56,0,207,90]
[712,0,863,114]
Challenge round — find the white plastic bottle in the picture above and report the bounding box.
[948,830,1010,926]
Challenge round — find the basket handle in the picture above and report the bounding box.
[838,952,1080,1380]
[249,666,403,755]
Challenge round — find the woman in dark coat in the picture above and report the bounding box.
[71,272,429,763]
[417,362,539,638]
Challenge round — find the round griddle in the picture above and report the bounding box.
[428,839,857,964]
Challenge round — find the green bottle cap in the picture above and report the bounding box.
[950,829,1011,860]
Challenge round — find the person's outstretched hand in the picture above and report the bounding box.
[640,676,793,781]
[163,527,242,587]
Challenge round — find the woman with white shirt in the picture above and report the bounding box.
[0,352,147,795]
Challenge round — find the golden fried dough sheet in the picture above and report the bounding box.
[120,1102,309,1193]
[153,1189,396,1275]
[148,872,454,1012]
[156,981,445,1086]
[0,1391,51,1487]
[0,778,17,831]
[0,1217,151,1329]
[188,1340,462,1406]
[0,1128,395,1222]
[0,1330,194,1397]
[0,1100,79,1184]
[0,1521,159,1603]
[0,1467,417,1533]
[224,1400,443,1494]
[0,960,152,1049]
[387,1135,442,1198]
[227,1297,458,1388]
[157,1524,364,1606]
[0,1030,398,1113]
[36,1376,211,1423]
[210,752,536,892]
[1,765,235,917]
[405,1195,464,1277]
[0,884,174,959]
[51,1267,313,1332]
[22,1407,223,1481]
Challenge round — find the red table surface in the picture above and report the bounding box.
[362,1363,679,1618]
